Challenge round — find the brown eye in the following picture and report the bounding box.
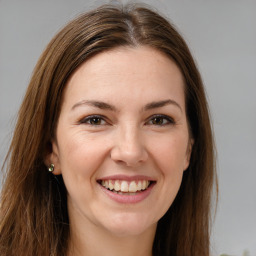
[152,117,164,125]
[147,115,174,126]
[90,117,102,125]
[81,115,107,126]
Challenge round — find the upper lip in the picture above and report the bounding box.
[97,175,156,182]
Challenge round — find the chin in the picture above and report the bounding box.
[101,212,157,237]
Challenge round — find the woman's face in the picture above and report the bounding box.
[49,46,193,237]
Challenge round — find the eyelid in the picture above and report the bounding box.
[79,115,109,126]
[78,114,175,126]
[146,114,175,125]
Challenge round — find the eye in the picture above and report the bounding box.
[80,115,107,126]
[146,114,174,126]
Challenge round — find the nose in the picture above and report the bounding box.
[110,125,148,167]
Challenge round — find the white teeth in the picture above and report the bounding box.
[100,179,151,193]
[121,181,129,192]
[109,180,114,190]
[137,181,142,190]
[142,180,147,190]
[114,181,120,191]
[129,181,137,192]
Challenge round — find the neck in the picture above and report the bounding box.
[67,212,156,256]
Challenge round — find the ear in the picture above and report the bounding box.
[44,140,62,175]
[183,138,194,171]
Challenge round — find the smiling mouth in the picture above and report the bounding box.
[98,180,155,195]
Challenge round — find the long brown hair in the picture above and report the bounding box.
[0,4,217,256]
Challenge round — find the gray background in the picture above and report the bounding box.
[0,0,255,255]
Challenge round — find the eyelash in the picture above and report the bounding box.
[79,115,108,126]
[79,114,175,127]
[146,114,175,126]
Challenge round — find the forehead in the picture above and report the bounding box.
[70,46,183,82]
[63,46,185,110]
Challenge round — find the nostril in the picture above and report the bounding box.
[110,146,148,167]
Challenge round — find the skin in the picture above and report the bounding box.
[47,46,193,256]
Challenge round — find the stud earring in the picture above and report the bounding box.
[48,163,55,173]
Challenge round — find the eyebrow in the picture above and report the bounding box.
[71,100,117,111]
[71,99,182,112]
[144,99,182,112]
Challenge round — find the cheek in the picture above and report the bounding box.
[57,131,109,186]
[57,132,108,204]
[149,134,188,172]
[146,136,186,220]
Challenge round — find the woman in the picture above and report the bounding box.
[0,3,217,256]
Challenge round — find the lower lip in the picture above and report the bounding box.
[99,183,155,204]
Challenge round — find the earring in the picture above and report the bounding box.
[48,163,55,173]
